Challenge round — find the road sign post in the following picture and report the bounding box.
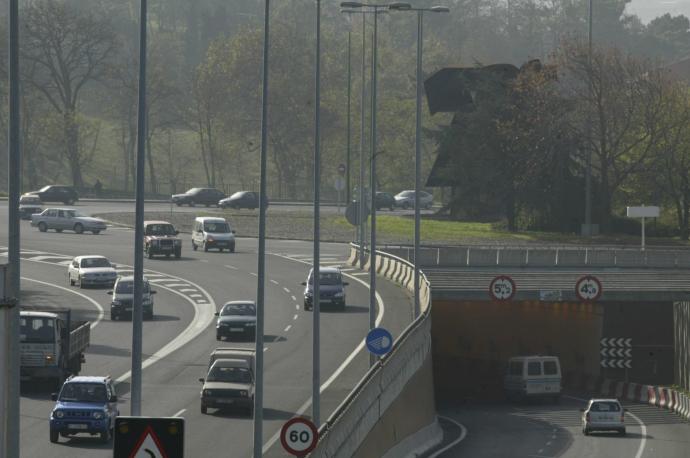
[334,177,346,214]
[114,417,184,458]
[280,417,318,456]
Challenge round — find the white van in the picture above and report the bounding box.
[191,217,235,252]
[503,355,561,402]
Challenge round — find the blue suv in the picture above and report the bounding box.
[49,375,119,443]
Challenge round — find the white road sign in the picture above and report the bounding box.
[575,275,602,301]
[489,276,516,301]
[280,417,318,456]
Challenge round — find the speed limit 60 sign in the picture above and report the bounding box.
[489,275,516,301]
[280,417,318,456]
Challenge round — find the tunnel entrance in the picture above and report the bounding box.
[431,300,673,401]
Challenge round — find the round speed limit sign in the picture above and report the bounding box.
[489,275,516,301]
[575,275,602,302]
[280,417,319,456]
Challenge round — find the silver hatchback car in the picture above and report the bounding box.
[581,398,627,436]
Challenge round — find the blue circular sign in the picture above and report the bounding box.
[366,327,393,356]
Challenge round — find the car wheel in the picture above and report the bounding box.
[165,253,171,258]
[176,202,182,207]
[219,248,223,252]
[73,223,84,234]
[50,430,59,443]
[92,230,100,235]
[65,199,74,205]
[203,242,209,252]
[205,203,210,207]
[192,241,198,251]
[402,202,410,209]
[216,333,223,341]
[201,405,207,414]
[230,243,235,253]
[175,248,181,259]
[619,428,626,436]
[147,248,154,259]
[69,275,75,286]
[189,201,195,207]
[78,276,85,289]
[38,222,47,232]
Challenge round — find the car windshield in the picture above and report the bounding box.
[59,383,107,403]
[397,191,414,197]
[80,257,111,268]
[221,303,256,316]
[39,186,51,192]
[115,281,149,294]
[309,272,341,285]
[590,402,621,412]
[186,188,201,194]
[230,192,246,199]
[204,222,231,233]
[145,224,176,236]
[63,210,85,218]
[20,317,55,343]
[207,366,252,384]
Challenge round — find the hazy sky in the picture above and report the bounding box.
[627,0,690,23]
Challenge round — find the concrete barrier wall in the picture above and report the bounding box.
[310,245,439,457]
[674,302,690,391]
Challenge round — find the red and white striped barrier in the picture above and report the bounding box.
[596,379,690,421]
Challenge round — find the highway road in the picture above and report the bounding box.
[0,203,415,457]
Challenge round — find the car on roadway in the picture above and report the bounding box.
[171,187,226,207]
[49,375,119,444]
[218,191,268,210]
[144,220,182,259]
[31,208,108,234]
[19,195,43,220]
[192,216,236,252]
[67,255,118,288]
[199,358,254,416]
[394,190,434,210]
[215,301,257,341]
[24,185,78,205]
[581,398,627,436]
[107,276,156,320]
[375,192,396,211]
[302,266,349,311]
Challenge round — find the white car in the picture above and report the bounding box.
[68,255,118,288]
[581,398,626,436]
[394,190,434,210]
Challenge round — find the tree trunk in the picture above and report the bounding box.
[64,111,84,189]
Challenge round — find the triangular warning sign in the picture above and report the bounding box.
[129,425,168,458]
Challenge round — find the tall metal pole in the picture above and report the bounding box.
[358,17,367,270]
[131,0,147,417]
[312,0,322,427]
[253,1,270,455]
[584,0,593,235]
[369,9,378,367]
[2,0,21,455]
[413,9,423,318]
[346,31,352,204]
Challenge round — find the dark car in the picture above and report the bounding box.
[215,301,257,341]
[302,267,349,311]
[375,192,396,211]
[171,187,225,207]
[218,191,268,210]
[25,185,78,205]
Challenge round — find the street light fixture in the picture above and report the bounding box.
[389,4,449,318]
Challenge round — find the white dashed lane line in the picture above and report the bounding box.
[180,288,197,293]
[293,314,298,320]
[284,325,292,332]
[270,280,279,285]
[224,264,238,270]
[283,287,290,293]
[291,295,297,301]
[295,305,300,310]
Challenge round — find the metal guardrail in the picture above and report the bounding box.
[312,244,432,457]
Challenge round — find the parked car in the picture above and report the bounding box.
[219,191,268,210]
[199,358,254,415]
[215,301,257,341]
[67,255,117,288]
[143,220,182,259]
[31,208,107,234]
[24,185,78,205]
[504,355,561,402]
[375,192,396,211]
[192,216,236,252]
[302,266,349,311]
[581,398,627,436]
[394,190,434,210]
[107,276,156,320]
[49,375,118,443]
[171,187,225,207]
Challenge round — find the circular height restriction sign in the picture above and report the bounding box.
[489,275,516,301]
[280,417,319,456]
[575,275,602,302]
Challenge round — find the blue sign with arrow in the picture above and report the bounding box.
[366,327,393,356]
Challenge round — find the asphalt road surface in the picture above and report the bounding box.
[0,203,414,457]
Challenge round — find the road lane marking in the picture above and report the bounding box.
[262,252,385,455]
[564,394,647,458]
[293,314,298,320]
[350,272,369,276]
[224,265,238,270]
[22,277,105,329]
[270,280,279,285]
[173,408,186,417]
[291,295,297,301]
[164,283,190,287]
[200,259,209,263]
[428,416,468,458]
[284,325,292,332]
[26,255,72,262]
[250,272,258,277]
[283,287,291,293]
[189,294,202,298]
[180,288,197,293]
[295,304,300,310]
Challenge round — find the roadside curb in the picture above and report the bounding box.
[597,378,690,420]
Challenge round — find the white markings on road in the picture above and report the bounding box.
[164,283,190,288]
[295,304,300,310]
[173,408,186,417]
[200,259,209,263]
[250,272,258,277]
[25,255,71,262]
[284,325,292,332]
[56,260,72,266]
[428,416,468,458]
[291,295,297,301]
[565,395,647,458]
[293,314,298,320]
[189,294,203,298]
[263,347,269,352]
[22,277,105,329]
[283,287,291,293]
[224,264,238,270]
[180,288,197,292]
[270,279,279,285]
[350,272,369,276]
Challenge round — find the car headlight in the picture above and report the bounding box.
[203,389,212,397]
[55,410,64,419]
[240,390,248,397]
[92,411,104,419]
[207,236,215,242]
[45,354,55,363]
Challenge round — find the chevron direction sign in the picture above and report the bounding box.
[600,337,632,369]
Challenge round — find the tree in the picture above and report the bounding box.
[21,0,116,188]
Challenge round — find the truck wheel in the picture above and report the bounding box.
[175,248,181,259]
[38,222,47,232]
[73,223,84,234]
[50,430,59,443]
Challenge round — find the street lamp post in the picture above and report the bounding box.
[313,0,322,428]
[390,4,449,318]
[584,0,593,236]
[346,30,352,204]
